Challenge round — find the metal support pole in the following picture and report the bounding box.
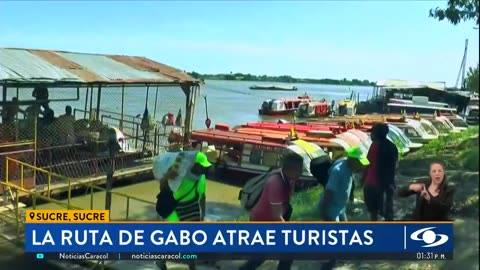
[84,86,90,119]
[89,86,94,120]
[30,116,38,188]
[2,86,7,102]
[120,85,125,130]
[96,86,102,121]
[153,85,159,118]
[104,129,118,217]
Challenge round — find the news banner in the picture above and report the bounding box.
[25,210,454,261]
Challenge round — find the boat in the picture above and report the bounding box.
[258,95,311,116]
[249,85,298,91]
[337,99,357,116]
[386,124,422,152]
[297,100,331,118]
[307,115,438,144]
[434,114,468,130]
[238,122,371,151]
[0,47,200,197]
[358,79,469,115]
[386,119,438,144]
[335,90,359,116]
[464,94,479,125]
[233,126,357,161]
[189,124,332,188]
[386,99,457,115]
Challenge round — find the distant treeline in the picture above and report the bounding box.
[187,72,375,86]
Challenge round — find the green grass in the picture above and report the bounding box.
[407,126,478,158]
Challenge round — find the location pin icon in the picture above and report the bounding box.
[29,212,35,220]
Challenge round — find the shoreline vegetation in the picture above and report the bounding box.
[187,72,376,87]
[233,126,479,269]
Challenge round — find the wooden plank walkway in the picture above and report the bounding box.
[0,164,153,196]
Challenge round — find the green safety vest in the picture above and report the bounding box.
[165,175,206,222]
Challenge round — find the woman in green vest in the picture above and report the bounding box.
[154,151,211,270]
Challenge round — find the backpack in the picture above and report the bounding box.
[155,180,199,219]
[310,156,332,187]
[238,171,282,211]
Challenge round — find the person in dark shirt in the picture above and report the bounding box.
[362,123,399,221]
[41,103,55,127]
[397,162,454,221]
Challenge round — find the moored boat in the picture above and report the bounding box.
[249,85,298,91]
[258,95,311,116]
[464,94,479,125]
[189,124,332,188]
[297,100,331,118]
[337,99,357,116]
[241,121,415,155]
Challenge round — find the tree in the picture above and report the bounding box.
[465,63,479,92]
[429,0,479,26]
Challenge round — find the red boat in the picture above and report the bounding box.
[235,122,373,154]
[258,95,311,116]
[297,100,331,118]
[190,124,333,188]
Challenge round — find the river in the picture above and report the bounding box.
[6,80,374,130]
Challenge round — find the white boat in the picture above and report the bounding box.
[465,94,479,125]
[387,124,423,151]
[387,99,457,115]
[388,119,438,144]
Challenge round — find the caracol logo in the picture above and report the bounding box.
[410,227,449,247]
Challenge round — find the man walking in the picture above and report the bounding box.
[318,146,369,270]
[362,123,399,221]
[239,152,304,270]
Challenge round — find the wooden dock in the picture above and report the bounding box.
[0,164,153,197]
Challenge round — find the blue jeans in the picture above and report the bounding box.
[317,204,347,269]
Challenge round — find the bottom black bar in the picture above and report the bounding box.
[26,252,453,261]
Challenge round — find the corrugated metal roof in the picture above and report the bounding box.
[0,48,198,85]
[0,49,82,83]
[376,79,446,91]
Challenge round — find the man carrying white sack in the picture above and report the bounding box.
[152,151,212,270]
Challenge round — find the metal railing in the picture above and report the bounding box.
[0,157,158,269]
[4,157,156,218]
[74,108,178,153]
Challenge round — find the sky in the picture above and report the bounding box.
[0,1,478,86]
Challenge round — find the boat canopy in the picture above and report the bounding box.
[387,103,457,112]
[376,79,446,91]
[271,100,287,111]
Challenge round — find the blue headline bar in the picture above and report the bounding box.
[25,223,454,254]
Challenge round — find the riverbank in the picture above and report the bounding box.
[231,126,479,270]
[187,73,375,87]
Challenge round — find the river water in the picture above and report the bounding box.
[7,80,374,130]
[191,80,373,129]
